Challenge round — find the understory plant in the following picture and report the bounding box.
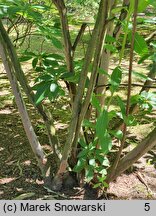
[0,0,156,194]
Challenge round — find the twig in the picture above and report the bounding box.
[95,83,156,89]
[44,186,70,199]
[72,23,87,54]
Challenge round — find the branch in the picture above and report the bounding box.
[107,0,138,182]
[52,0,76,101]
[53,0,109,183]
[145,30,156,43]
[95,83,156,89]
[72,1,109,157]
[113,0,130,39]
[108,127,156,183]
[72,23,87,54]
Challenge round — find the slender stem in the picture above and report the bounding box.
[107,0,138,183]
[52,0,76,101]
[72,1,109,156]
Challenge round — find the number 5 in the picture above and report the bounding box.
[144,203,150,211]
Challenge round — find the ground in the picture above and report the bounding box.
[0,64,156,200]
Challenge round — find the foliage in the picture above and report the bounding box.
[0,0,156,192]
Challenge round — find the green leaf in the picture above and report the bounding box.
[99,132,112,154]
[149,0,156,7]
[111,6,127,14]
[102,157,110,167]
[125,115,137,126]
[78,149,88,158]
[96,109,108,139]
[133,32,149,56]
[33,82,50,105]
[132,71,148,81]
[105,34,116,43]
[138,0,150,12]
[117,96,126,118]
[110,66,122,94]
[108,110,117,121]
[73,158,86,172]
[98,68,110,77]
[82,119,95,129]
[138,53,152,64]
[48,83,65,101]
[99,168,107,177]
[85,166,94,182]
[46,53,64,61]
[104,44,117,53]
[19,55,33,62]
[51,36,62,49]
[110,130,123,140]
[32,57,38,68]
[130,94,141,105]
[89,159,96,167]
[79,138,87,148]
[43,58,59,67]
[91,94,101,113]
[61,72,79,83]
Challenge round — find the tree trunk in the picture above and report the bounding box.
[0,20,60,160]
[0,29,47,175]
[51,0,110,191]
